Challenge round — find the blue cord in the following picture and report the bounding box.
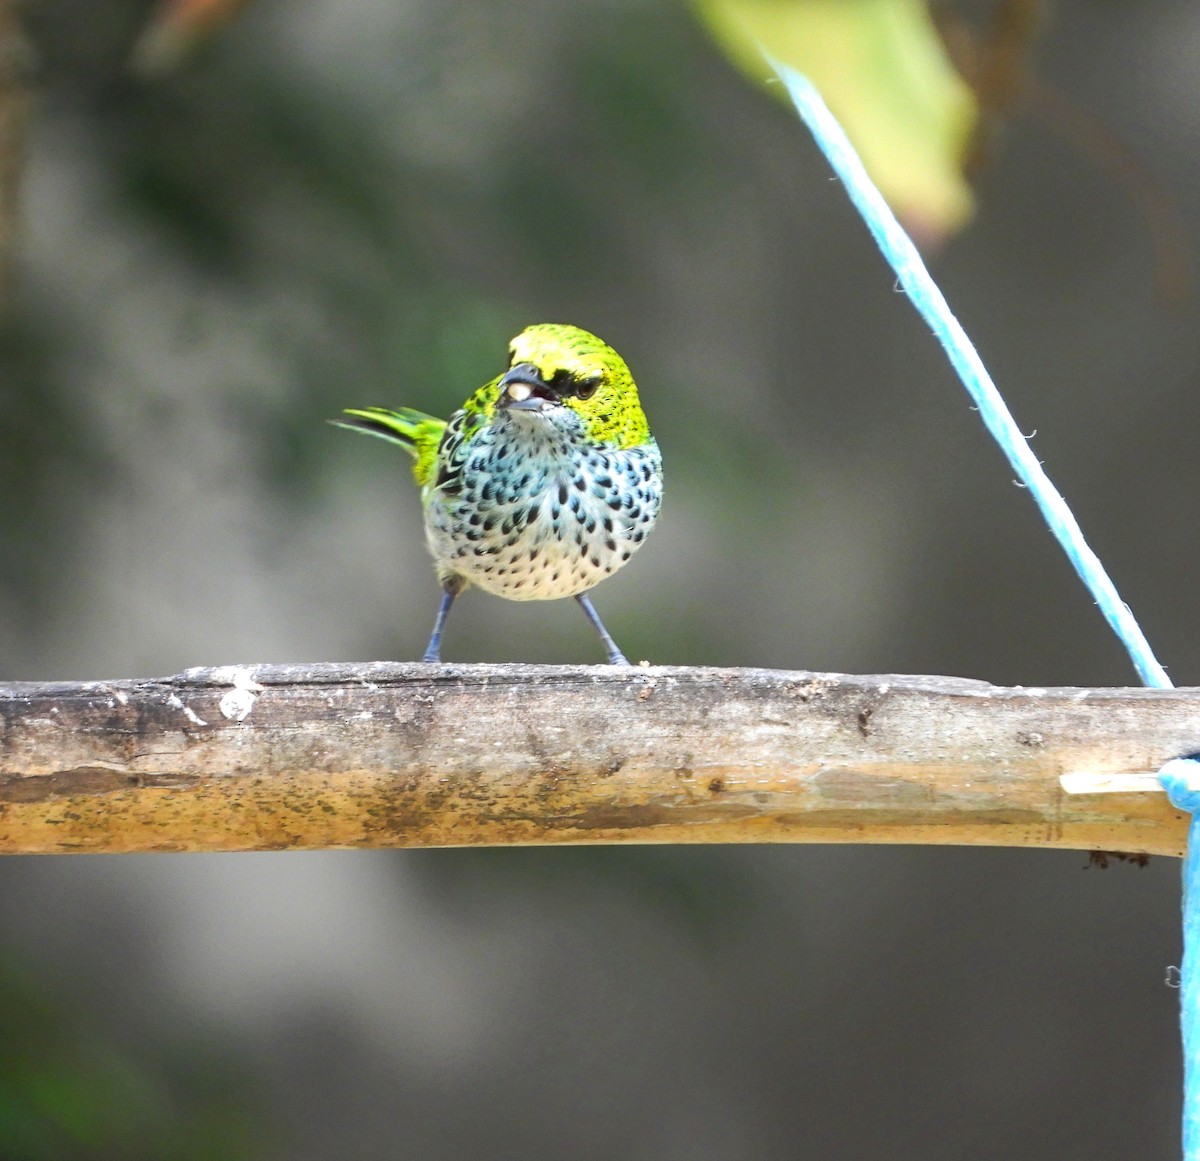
[765,57,1171,691]
[766,55,1193,1155]
[1162,761,1200,1161]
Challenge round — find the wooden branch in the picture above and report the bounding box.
[0,664,1191,856]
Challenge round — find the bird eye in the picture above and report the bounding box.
[576,376,601,400]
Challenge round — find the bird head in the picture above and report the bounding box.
[494,324,651,449]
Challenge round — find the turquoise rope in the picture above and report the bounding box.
[765,57,1170,690]
[766,55,1192,1157]
[1162,761,1200,1161]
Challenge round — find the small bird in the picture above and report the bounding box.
[332,323,663,664]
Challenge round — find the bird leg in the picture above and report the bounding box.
[575,594,630,665]
[422,588,458,663]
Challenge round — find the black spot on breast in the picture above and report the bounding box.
[558,483,569,504]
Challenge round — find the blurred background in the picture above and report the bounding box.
[1,0,1197,1156]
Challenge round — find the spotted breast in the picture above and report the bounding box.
[424,404,662,600]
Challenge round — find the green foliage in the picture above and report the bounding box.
[0,964,268,1160]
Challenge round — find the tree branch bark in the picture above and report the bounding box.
[0,664,1190,856]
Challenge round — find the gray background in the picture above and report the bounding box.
[2,0,1195,1156]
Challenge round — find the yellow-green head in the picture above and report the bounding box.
[463,323,652,451]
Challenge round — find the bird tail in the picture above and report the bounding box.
[329,407,446,458]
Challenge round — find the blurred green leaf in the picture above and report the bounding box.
[132,0,255,75]
[695,0,977,241]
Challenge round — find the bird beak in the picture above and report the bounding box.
[499,364,552,411]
